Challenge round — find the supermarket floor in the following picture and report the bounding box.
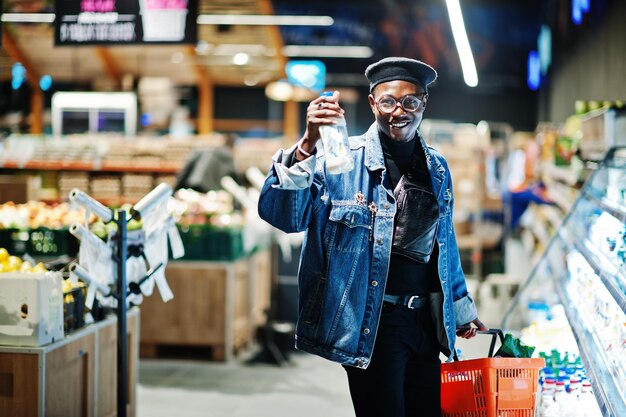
[137,350,354,417]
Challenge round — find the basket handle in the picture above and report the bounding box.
[478,328,505,358]
[453,328,505,361]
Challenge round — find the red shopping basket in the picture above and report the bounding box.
[441,329,545,417]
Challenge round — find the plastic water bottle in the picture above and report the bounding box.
[553,380,574,416]
[318,91,354,175]
[579,381,602,417]
[539,378,556,417]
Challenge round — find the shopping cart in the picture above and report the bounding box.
[441,329,545,417]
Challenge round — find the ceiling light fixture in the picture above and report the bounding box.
[445,0,478,87]
[1,13,56,23]
[195,41,212,55]
[282,45,373,58]
[171,52,185,64]
[233,53,250,66]
[197,14,333,26]
[214,44,268,56]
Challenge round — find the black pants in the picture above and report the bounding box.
[344,303,442,417]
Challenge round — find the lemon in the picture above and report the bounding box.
[20,261,32,273]
[7,256,22,271]
[32,262,47,273]
[0,248,8,262]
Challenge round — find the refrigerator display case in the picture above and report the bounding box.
[503,147,626,417]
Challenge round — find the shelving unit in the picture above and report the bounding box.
[503,147,626,417]
[0,160,181,173]
[0,309,140,417]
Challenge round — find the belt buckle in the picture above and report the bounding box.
[407,295,421,309]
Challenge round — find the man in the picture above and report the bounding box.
[258,57,486,417]
[175,133,239,192]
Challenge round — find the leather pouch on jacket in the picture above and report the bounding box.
[391,173,439,263]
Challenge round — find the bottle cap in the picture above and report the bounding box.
[320,91,333,97]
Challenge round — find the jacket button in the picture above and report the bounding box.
[376,239,382,245]
[384,203,390,209]
[371,281,378,287]
[363,328,370,335]
[357,359,365,367]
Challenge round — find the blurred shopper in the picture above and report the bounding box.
[175,133,238,192]
[258,57,486,417]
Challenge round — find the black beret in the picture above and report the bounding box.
[365,57,437,93]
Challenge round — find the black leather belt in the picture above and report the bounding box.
[383,294,428,309]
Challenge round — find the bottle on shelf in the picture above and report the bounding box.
[578,381,602,417]
[318,91,354,175]
[538,377,556,417]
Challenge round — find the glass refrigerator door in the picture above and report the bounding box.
[504,147,626,417]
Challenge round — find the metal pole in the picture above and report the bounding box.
[116,209,128,417]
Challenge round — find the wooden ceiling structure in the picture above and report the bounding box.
[0,0,289,134]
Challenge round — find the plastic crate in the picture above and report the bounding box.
[63,285,86,333]
[28,228,79,257]
[441,357,545,417]
[0,228,25,255]
[175,225,244,261]
[6,227,78,257]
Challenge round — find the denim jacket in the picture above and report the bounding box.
[258,122,478,369]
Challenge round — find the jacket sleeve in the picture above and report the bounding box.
[257,143,325,234]
[444,161,479,326]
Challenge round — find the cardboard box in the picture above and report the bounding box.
[0,272,64,346]
[0,175,41,204]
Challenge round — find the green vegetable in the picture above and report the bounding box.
[494,333,536,358]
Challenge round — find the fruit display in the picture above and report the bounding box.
[0,248,48,273]
[0,201,94,230]
[170,188,244,228]
[90,203,144,240]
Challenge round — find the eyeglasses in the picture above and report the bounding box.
[374,94,427,114]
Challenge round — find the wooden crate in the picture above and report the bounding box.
[140,250,271,361]
[248,250,272,329]
[0,309,139,417]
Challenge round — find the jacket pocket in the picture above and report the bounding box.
[325,204,369,253]
[302,275,327,328]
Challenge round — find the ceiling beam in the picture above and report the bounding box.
[185,46,214,134]
[2,27,44,134]
[2,27,41,88]
[258,0,286,78]
[94,47,124,88]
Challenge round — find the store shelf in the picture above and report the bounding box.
[583,187,626,223]
[0,160,181,174]
[40,197,140,206]
[544,163,580,186]
[505,147,626,417]
[554,281,626,417]
[559,227,626,313]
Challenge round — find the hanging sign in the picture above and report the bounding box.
[54,0,197,45]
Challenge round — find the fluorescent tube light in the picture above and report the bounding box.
[1,13,56,23]
[445,0,478,87]
[214,44,269,56]
[282,45,373,58]
[197,14,333,26]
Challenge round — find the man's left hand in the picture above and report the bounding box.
[456,317,488,339]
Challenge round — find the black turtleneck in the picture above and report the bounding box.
[379,130,441,295]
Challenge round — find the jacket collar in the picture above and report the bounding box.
[364,122,386,172]
[364,122,446,181]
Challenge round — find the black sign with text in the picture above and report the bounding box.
[54,0,197,45]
